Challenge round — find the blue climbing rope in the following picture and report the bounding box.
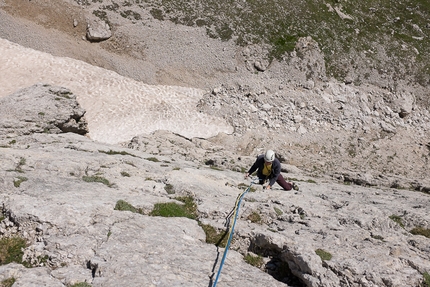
[212,178,259,287]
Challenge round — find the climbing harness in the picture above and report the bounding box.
[212,177,259,287]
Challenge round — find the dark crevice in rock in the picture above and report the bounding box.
[247,238,306,287]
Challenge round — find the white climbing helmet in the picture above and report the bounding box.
[264,150,275,162]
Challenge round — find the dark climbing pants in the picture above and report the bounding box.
[259,174,292,191]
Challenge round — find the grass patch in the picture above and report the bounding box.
[99,150,137,157]
[114,199,142,214]
[0,237,27,266]
[70,283,92,287]
[410,227,430,238]
[13,176,28,188]
[244,253,264,268]
[82,175,114,187]
[120,10,142,20]
[120,171,131,177]
[1,277,16,287]
[247,211,262,224]
[389,215,405,228]
[146,157,160,162]
[14,157,26,173]
[371,234,385,241]
[238,183,256,192]
[315,248,332,261]
[199,223,229,247]
[149,196,197,219]
[423,272,430,287]
[209,165,223,171]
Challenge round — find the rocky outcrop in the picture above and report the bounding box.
[0,84,88,137]
[86,19,112,42]
[0,85,429,287]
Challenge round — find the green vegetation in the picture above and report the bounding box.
[146,157,160,162]
[15,157,26,173]
[82,175,114,187]
[315,248,332,261]
[13,176,28,188]
[247,211,262,224]
[1,277,16,287]
[199,223,229,248]
[0,237,26,266]
[120,171,130,177]
[70,283,92,287]
[114,199,143,214]
[137,0,429,83]
[273,207,283,216]
[120,10,142,20]
[410,227,430,238]
[209,165,223,171]
[238,183,256,192]
[389,215,405,228]
[149,196,197,219]
[371,234,385,241]
[423,272,430,287]
[244,253,264,268]
[99,150,137,157]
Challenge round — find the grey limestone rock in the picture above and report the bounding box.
[0,84,88,138]
[86,19,112,42]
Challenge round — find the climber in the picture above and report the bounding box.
[244,149,299,191]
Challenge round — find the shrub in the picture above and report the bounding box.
[120,171,130,177]
[315,248,332,261]
[146,157,160,162]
